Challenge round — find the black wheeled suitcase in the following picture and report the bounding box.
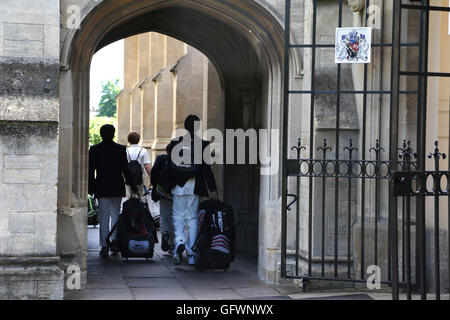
[106,197,158,260]
[193,199,236,271]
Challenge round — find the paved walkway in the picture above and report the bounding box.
[64,228,449,300]
[64,228,301,300]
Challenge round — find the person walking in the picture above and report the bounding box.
[88,124,137,257]
[167,115,218,265]
[150,145,174,254]
[125,131,152,197]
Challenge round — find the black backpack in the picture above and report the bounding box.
[106,198,158,259]
[193,199,235,271]
[150,154,169,202]
[168,137,200,180]
[127,148,144,186]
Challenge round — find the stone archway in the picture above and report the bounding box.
[58,0,285,290]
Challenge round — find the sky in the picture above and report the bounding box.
[89,39,124,112]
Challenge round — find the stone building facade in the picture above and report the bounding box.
[0,0,448,299]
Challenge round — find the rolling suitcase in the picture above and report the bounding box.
[193,199,235,271]
[106,196,158,260]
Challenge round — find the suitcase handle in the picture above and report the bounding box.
[106,216,121,247]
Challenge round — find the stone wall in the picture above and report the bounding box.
[0,0,63,299]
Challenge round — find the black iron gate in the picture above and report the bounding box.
[281,0,450,300]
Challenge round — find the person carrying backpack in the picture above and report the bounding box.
[88,125,138,257]
[150,145,174,254]
[167,115,218,266]
[125,131,152,197]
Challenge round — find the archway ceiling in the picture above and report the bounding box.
[96,5,260,83]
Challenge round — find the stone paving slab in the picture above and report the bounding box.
[269,283,304,295]
[186,288,243,300]
[86,275,128,289]
[124,277,181,288]
[300,294,373,300]
[65,288,135,300]
[131,287,193,300]
[176,276,232,289]
[118,262,174,278]
[222,276,267,289]
[246,296,292,300]
[233,286,282,298]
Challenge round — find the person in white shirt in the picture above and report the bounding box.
[166,115,218,265]
[125,131,152,197]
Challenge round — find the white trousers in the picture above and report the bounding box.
[172,194,200,256]
[98,197,122,248]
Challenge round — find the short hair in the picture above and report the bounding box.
[184,114,200,133]
[100,124,115,141]
[127,131,140,145]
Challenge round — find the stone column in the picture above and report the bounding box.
[130,84,143,135]
[149,33,168,158]
[152,69,174,157]
[129,33,151,139]
[424,1,450,293]
[129,35,143,138]
[150,32,166,75]
[117,90,131,145]
[138,33,150,82]
[171,46,205,131]
[141,78,156,153]
[0,0,64,299]
[166,36,186,70]
[206,60,225,202]
[140,33,155,151]
[117,36,139,144]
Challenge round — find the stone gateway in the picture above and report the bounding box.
[0,0,449,300]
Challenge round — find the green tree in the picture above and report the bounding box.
[96,79,120,117]
[89,117,117,146]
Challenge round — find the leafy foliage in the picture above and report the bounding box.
[89,117,117,146]
[96,79,121,117]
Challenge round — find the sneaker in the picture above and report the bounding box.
[172,243,185,265]
[100,247,109,257]
[188,255,196,265]
[161,232,170,252]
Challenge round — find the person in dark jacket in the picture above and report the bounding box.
[167,115,218,265]
[88,124,137,257]
[150,145,174,254]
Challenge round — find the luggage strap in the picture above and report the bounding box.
[127,148,143,162]
[106,215,121,247]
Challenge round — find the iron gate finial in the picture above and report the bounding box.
[428,141,446,171]
[292,138,307,158]
[317,138,332,158]
[369,139,385,155]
